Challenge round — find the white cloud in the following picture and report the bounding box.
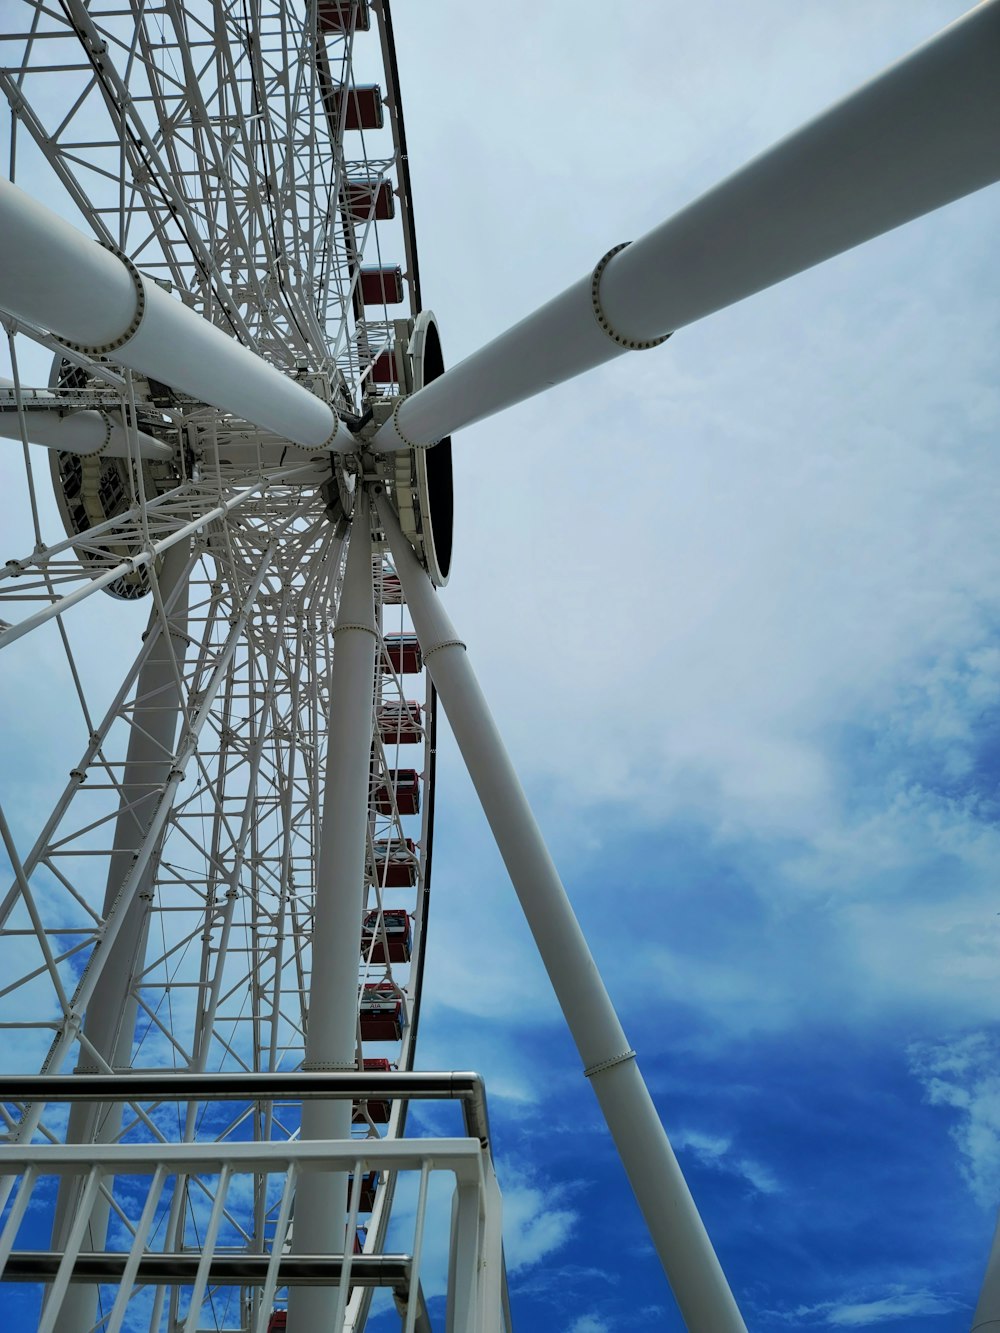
[673,1128,780,1196]
[565,1316,610,1333]
[910,1032,1000,1208]
[499,1162,578,1273]
[789,1286,963,1326]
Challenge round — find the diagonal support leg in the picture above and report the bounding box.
[374,486,746,1332]
[973,1207,1000,1332]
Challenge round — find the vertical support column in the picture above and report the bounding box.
[51,542,191,1333]
[288,501,376,1333]
[374,488,746,1333]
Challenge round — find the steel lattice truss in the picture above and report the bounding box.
[0,479,433,1327]
[0,1,998,1328]
[0,490,428,1086]
[1,0,407,391]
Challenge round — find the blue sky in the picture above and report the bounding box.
[378,1,1000,1328]
[1,2,999,1330]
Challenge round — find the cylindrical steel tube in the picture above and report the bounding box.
[289,501,377,1333]
[374,1,1000,451]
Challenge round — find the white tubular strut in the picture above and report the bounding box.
[373,1,1000,452]
[974,1209,1000,1332]
[374,489,746,1333]
[0,383,171,460]
[288,500,377,1333]
[0,178,352,451]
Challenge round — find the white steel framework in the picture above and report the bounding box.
[0,2,997,1331]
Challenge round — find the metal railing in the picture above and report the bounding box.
[0,1072,509,1333]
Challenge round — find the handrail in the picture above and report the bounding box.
[0,1070,492,1152]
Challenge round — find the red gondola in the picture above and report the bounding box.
[345,179,395,222]
[353,1057,392,1124]
[361,908,412,964]
[370,838,418,888]
[368,350,397,384]
[315,0,370,32]
[360,982,404,1041]
[328,84,383,131]
[373,769,420,816]
[348,1170,378,1212]
[383,633,421,675]
[360,266,404,307]
[377,700,421,744]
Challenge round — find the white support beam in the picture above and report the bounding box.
[289,500,377,1333]
[0,178,352,451]
[374,0,1000,452]
[973,1209,1000,1332]
[374,488,746,1333]
[0,383,171,459]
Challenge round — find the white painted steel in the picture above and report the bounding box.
[0,3,443,1328]
[0,1131,501,1332]
[374,0,1000,452]
[49,543,189,1333]
[375,489,746,1332]
[291,501,377,1333]
[0,1136,484,1175]
[0,467,313,651]
[6,545,278,1131]
[0,178,346,449]
[974,1211,1000,1332]
[104,1164,168,1333]
[0,395,170,460]
[447,1156,505,1333]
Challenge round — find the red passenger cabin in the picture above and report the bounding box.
[383,633,421,675]
[377,700,422,744]
[315,0,370,32]
[373,769,420,816]
[348,1170,378,1212]
[361,908,412,964]
[371,838,418,887]
[328,84,384,131]
[360,982,404,1041]
[267,1314,286,1333]
[368,350,397,385]
[345,179,394,222]
[353,1056,392,1124]
[379,566,404,603]
[361,266,404,307]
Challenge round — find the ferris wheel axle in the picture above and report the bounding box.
[374,0,1000,453]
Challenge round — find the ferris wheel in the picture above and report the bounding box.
[0,2,997,1332]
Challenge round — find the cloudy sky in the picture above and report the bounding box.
[2,2,999,1330]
